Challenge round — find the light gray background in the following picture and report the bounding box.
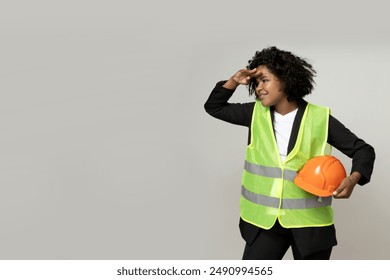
[1,0,388,259]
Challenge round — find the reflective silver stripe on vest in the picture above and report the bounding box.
[244,160,298,182]
[283,169,298,182]
[241,185,332,209]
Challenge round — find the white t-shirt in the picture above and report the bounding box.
[273,108,298,162]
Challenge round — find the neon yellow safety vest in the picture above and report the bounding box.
[240,101,333,229]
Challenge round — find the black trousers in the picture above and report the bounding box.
[242,220,333,260]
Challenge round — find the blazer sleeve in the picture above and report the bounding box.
[328,115,375,186]
[204,81,254,127]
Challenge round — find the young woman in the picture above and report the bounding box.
[204,46,375,260]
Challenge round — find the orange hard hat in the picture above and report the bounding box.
[294,155,347,197]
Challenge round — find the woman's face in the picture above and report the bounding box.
[253,65,297,115]
[254,65,286,108]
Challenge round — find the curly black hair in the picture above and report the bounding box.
[247,46,316,102]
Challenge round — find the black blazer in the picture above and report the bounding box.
[204,81,375,256]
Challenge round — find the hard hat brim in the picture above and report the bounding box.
[294,175,334,197]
